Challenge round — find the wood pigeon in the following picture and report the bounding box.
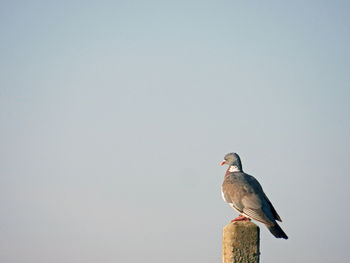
[221,152,288,239]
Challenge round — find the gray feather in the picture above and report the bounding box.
[223,172,281,221]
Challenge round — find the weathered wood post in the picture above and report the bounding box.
[222,221,260,263]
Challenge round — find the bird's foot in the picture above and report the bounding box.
[231,214,251,222]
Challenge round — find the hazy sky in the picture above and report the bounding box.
[1,1,349,262]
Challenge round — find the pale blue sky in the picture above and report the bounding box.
[1,1,350,262]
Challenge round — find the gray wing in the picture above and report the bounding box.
[242,174,281,224]
[241,194,275,226]
[262,191,282,222]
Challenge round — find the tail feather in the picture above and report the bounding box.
[267,222,288,239]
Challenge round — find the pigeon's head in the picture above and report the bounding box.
[220,152,243,170]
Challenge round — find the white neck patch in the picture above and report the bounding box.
[229,165,241,172]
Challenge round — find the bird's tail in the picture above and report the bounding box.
[267,222,288,239]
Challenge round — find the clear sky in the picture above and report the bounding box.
[1,1,349,262]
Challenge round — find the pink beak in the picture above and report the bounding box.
[220,160,226,166]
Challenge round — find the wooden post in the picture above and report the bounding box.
[222,221,260,263]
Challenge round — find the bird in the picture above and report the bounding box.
[220,152,288,239]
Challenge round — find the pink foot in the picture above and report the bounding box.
[231,214,251,222]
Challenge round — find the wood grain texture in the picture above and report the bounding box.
[222,221,260,263]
